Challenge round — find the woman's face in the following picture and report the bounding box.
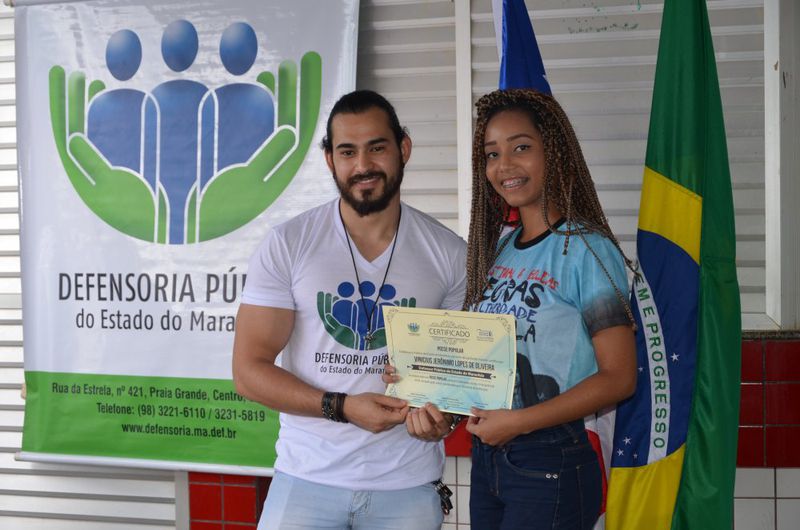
[483,109,546,210]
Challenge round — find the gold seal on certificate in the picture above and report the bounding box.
[382,306,517,416]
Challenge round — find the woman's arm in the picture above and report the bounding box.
[466,324,636,446]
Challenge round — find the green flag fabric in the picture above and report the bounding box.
[605,0,742,528]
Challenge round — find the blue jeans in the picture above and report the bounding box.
[258,471,443,530]
[470,420,601,530]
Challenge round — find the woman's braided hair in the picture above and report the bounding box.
[463,88,636,327]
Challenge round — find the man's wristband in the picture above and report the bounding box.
[322,392,348,423]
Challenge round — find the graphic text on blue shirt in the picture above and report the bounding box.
[479,264,561,345]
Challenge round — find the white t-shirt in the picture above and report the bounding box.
[242,199,467,490]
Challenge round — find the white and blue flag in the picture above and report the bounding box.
[492,0,551,93]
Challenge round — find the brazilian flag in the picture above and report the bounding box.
[605,0,742,528]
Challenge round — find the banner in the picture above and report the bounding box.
[606,0,741,527]
[18,0,358,473]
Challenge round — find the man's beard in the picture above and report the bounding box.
[334,164,404,217]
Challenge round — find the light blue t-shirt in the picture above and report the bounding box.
[476,221,630,409]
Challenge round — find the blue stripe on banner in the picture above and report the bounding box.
[499,0,551,93]
[611,229,698,468]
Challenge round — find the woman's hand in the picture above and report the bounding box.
[466,407,523,446]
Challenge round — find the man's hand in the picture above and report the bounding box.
[406,403,455,442]
[466,407,522,446]
[343,393,409,433]
[382,367,457,441]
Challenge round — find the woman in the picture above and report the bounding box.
[462,88,637,529]
[385,88,637,529]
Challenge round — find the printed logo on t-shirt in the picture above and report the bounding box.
[317,281,416,350]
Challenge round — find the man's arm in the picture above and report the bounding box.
[233,304,321,415]
[232,303,409,433]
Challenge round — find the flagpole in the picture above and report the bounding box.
[455,0,473,239]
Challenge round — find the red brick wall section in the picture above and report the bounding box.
[188,472,271,529]
[763,340,800,467]
[188,340,800,525]
[738,339,800,467]
[738,340,766,466]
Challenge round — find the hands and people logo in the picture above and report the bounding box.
[49,20,322,244]
[317,281,417,351]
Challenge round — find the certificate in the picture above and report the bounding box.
[383,306,517,416]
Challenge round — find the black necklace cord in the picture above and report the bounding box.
[338,202,402,347]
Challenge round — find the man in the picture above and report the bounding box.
[233,90,466,529]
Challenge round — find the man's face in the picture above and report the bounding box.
[325,106,411,216]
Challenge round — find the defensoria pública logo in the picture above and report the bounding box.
[49,20,322,244]
[317,281,417,351]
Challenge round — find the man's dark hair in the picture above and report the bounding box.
[321,90,408,152]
